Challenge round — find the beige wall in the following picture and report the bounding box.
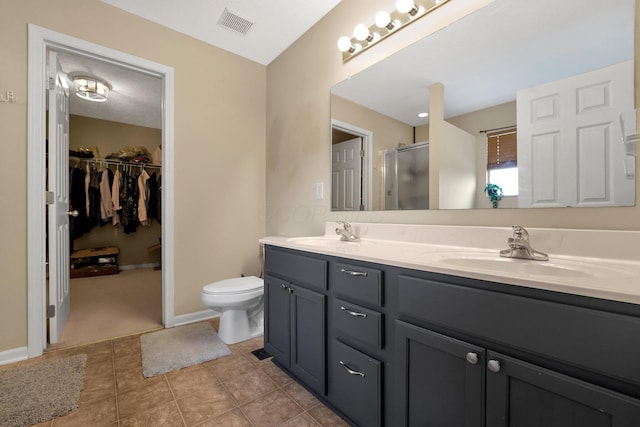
[266,0,640,235]
[448,101,518,209]
[0,0,266,352]
[70,115,162,266]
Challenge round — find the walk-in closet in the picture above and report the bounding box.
[46,49,164,349]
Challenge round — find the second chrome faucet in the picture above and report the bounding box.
[500,225,548,261]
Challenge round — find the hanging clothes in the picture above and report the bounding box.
[122,170,140,234]
[147,172,158,220]
[137,169,151,226]
[69,167,88,244]
[111,169,122,226]
[156,173,162,225]
[99,168,114,223]
[86,168,101,232]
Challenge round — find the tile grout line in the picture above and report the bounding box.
[163,374,188,427]
[111,339,121,424]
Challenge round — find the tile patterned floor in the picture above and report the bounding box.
[9,320,349,427]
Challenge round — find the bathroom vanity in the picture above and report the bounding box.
[261,223,640,426]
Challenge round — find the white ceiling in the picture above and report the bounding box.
[99,0,342,66]
[332,0,635,127]
[58,52,163,129]
[58,0,342,129]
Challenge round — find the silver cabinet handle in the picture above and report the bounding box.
[340,268,368,277]
[487,359,501,373]
[466,352,479,365]
[339,361,365,377]
[340,306,368,318]
[280,283,293,293]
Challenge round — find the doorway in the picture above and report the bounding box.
[330,119,373,211]
[27,25,176,358]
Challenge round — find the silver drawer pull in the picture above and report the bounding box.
[340,268,368,277]
[339,361,365,377]
[340,306,368,318]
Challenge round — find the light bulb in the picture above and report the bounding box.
[375,11,392,29]
[353,24,370,41]
[396,0,415,13]
[337,36,353,52]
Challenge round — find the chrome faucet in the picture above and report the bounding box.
[335,221,360,242]
[500,225,549,261]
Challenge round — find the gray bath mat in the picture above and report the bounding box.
[0,354,87,427]
[140,322,231,378]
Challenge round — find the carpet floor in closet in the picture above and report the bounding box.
[48,268,163,350]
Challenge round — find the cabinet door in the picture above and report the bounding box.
[291,284,326,395]
[486,351,640,427]
[396,321,484,427]
[264,275,291,366]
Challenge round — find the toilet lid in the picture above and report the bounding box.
[202,276,264,295]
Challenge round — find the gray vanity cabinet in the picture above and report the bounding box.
[263,247,328,396]
[396,320,640,427]
[485,352,640,427]
[395,273,640,427]
[395,321,485,427]
[263,245,640,426]
[328,261,386,426]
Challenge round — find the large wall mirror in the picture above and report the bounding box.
[331,0,636,211]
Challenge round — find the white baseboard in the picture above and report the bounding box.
[0,346,28,366]
[174,310,218,327]
[120,263,161,271]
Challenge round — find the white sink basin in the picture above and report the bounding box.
[436,252,633,279]
[286,236,375,247]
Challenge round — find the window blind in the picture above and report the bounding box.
[487,128,517,170]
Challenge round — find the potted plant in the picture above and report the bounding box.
[484,183,504,208]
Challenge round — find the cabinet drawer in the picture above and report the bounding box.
[331,262,383,307]
[397,275,640,385]
[329,340,382,427]
[332,298,384,349]
[265,247,327,291]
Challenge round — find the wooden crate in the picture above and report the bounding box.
[70,246,119,278]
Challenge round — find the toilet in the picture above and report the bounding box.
[201,276,264,345]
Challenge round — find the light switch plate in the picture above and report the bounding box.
[315,182,324,200]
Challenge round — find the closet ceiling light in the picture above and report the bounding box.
[73,76,110,103]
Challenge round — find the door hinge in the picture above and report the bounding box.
[360,149,365,158]
[46,191,54,205]
[47,76,56,91]
[47,305,55,318]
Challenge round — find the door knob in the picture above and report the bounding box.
[67,210,79,217]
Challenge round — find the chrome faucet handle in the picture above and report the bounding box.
[337,221,352,230]
[501,225,548,261]
[511,225,529,240]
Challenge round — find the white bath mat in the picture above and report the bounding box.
[140,322,231,378]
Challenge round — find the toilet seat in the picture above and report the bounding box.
[202,276,263,295]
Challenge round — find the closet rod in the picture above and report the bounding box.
[72,157,161,169]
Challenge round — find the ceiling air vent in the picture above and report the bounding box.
[217,8,254,35]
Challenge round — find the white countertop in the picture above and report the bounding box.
[260,223,640,305]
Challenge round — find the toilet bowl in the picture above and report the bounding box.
[201,276,264,344]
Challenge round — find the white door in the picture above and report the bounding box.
[47,50,71,343]
[518,61,634,208]
[332,138,362,211]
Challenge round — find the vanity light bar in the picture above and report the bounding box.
[338,0,451,62]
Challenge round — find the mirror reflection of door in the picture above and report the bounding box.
[332,137,363,211]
